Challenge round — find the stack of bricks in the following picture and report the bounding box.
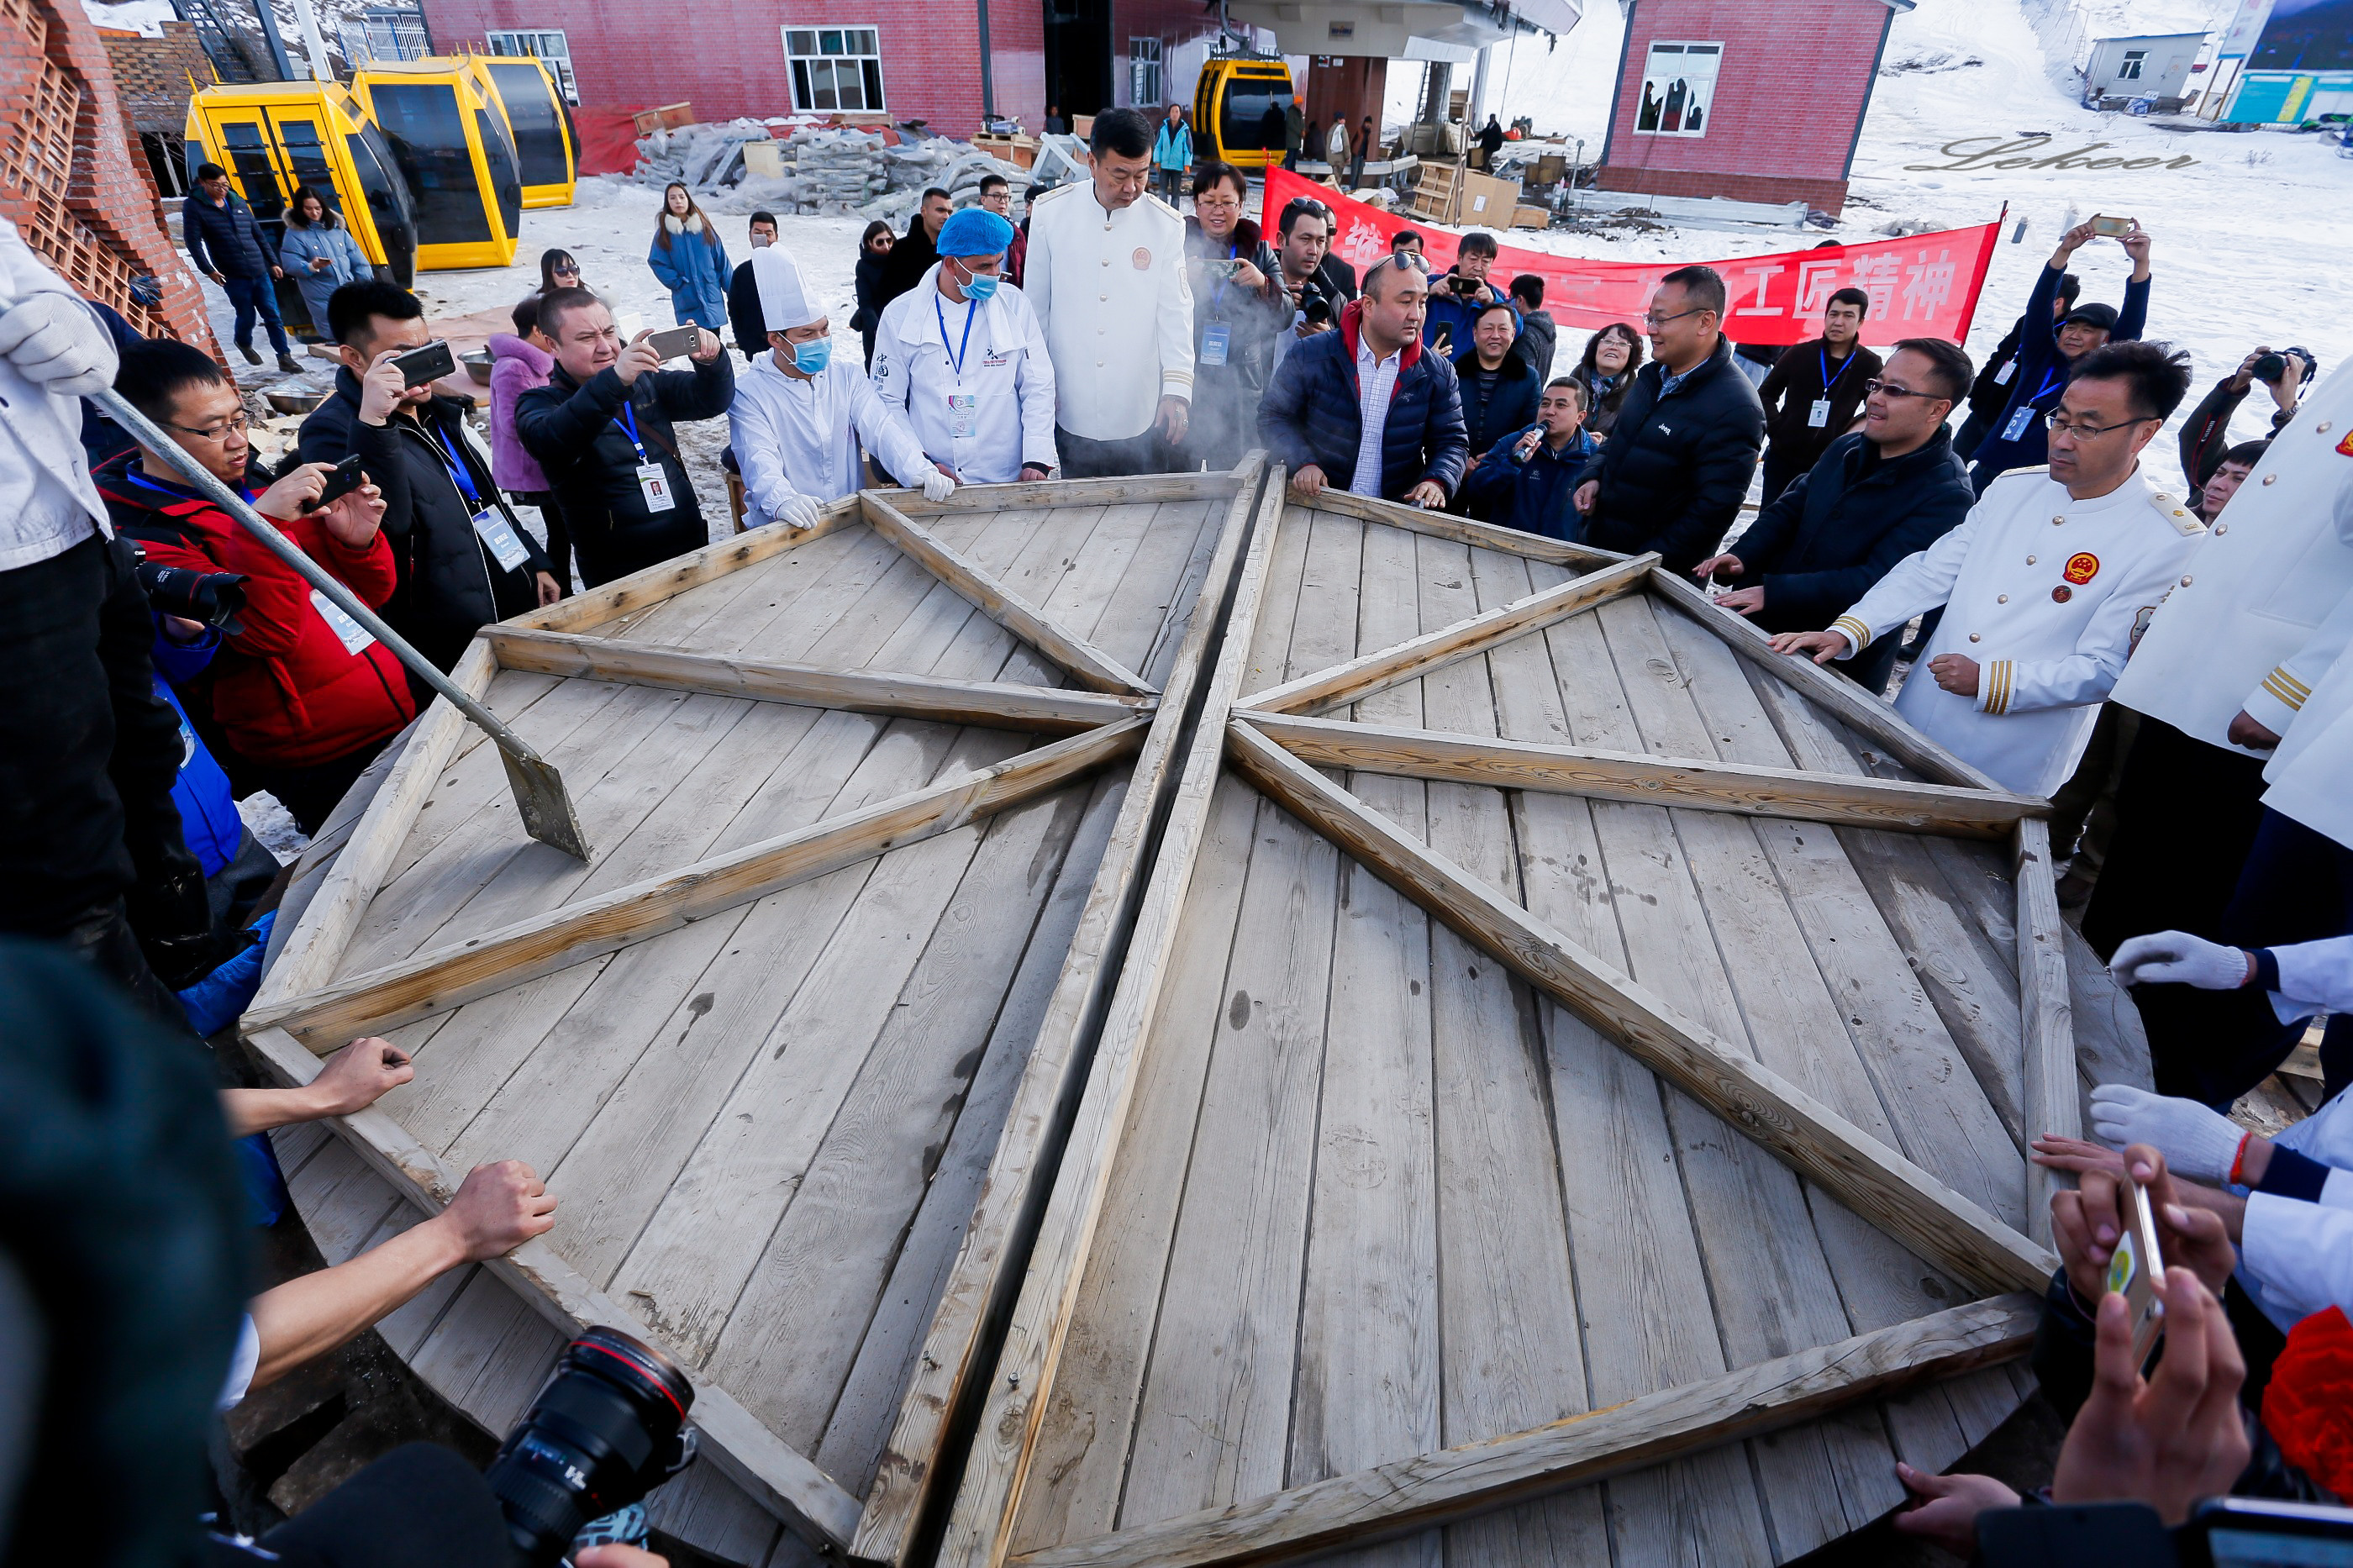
[0,0,216,353]
[101,21,214,138]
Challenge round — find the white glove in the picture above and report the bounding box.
[919,467,956,503]
[0,291,118,397]
[770,492,821,530]
[2110,930,2251,991]
[2087,1082,2247,1182]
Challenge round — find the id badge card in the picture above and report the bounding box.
[472,507,531,572]
[1808,397,1832,429]
[948,393,979,439]
[310,588,375,655]
[636,461,677,513]
[2002,403,2038,442]
[1199,321,1231,368]
[1993,357,2017,386]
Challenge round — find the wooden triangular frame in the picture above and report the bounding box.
[936,483,2082,1568]
[243,464,1275,1565]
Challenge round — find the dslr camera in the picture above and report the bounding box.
[134,547,248,635]
[2250,346,2316,387]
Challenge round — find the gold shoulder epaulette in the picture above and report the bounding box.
[2148,488,2206,535]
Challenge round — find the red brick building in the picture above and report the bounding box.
[1,0,217,353]
[98,20,215,196]
[1596,0,1908,215]
[417,0,1222,138]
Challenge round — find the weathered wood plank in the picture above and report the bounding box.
[490,627,1151,733]
[862,494,1154,695]
[1003,1295,2040,1568]
[1291,486,1626,568]
[1223,723,2057,1297]
[510,497,862,635]
[1235,552,1657,718]
[2015,817,2079,1245]
[251,719,1147,1048]
[891,472,1239,514]
[1244,712,2038,838]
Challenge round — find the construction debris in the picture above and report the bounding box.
[631,118,1037,224]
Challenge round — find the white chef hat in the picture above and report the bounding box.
[752,245,819,334]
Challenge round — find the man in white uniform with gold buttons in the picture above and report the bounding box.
[1020,107,1194,477]
[1773,340,2204,797]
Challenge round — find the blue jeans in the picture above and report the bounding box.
[221,271,290,355]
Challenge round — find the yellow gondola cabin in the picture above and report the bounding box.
[467,55,576,208]
[1191,55,1297,174]
[350,60,525,270]
[184,82,418,286]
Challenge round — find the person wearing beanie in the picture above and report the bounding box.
[726,244,945,530]
[871,206,1057,486]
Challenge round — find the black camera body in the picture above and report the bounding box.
[134,555,248,635]
[2251,346,2314,387]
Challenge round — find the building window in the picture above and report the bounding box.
[782,28,886,114]
[485,29,579,103]
[337,8,432,66]
[1634,41,1722,137]
[2118,50,2146,80]
[1129,39,1164,108]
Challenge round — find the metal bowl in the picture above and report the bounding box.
[462,350,493,386]
[265,388,326,415]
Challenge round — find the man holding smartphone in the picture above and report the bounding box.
[300,279,559,691]
[1420,230,1503,355]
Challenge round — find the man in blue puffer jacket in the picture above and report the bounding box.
[1257,254,1467,505]
[1464,376,1598,540]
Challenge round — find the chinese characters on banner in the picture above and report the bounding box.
[1263,167,2003,350]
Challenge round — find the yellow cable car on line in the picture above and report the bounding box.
[1192,55,1298,174]
[466,54,577,208]
[350,59,524,270]
[184,81,418,286]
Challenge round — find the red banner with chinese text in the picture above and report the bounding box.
[1263,167,2003,349]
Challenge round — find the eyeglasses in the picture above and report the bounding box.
[2045,411,2154,438]
[163,410,250,442]
[1641,305,1707,329]
[1863,379,1941,401]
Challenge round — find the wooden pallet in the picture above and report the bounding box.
[931,487,2151,1568]
[247,464,1271,1566]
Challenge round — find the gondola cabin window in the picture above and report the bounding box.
[1634,41,1722,137]
[369,82,492,244]
[783,27,887,114]
[486,62,568,185]
[486,29,578,103]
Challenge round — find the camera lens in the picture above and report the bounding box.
[483,1327,695,1568]
[2252,352,2287,384]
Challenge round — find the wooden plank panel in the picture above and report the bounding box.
[2015,817,2079,1245]
[1284,485,1625,569]
[508,497,861,637]
[1082,502,1219,681]
[585,520,875,649]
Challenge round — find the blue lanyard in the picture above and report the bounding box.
[432,426,483,510]
[936,290,978,379]
[2031,361,2066,406]
[122,466,254,506]
[1819,345,1851,394]
[613,399,650,462]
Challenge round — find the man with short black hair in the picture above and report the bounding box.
[1696,338,1974,695]
[1462,375,1596,539]
[1956,271,2080,460]
[1772,340,2203,795]
[1507,274,1556,380]
[2198,438,2269,522]
[2178,345,2312,513]
[298,278,556,688]
[516,286,736,587]
[1571,264,1765,575]
[1257,253,1467,507]
[1023,108,1193,476]
[878,187,955,313]
[1390,229,1425,264]
[1421,230,1500,355]
[1968,219,2152,493]
[1755,285,1882,503]
[726,210,779,360]
[979,173,1027,285]
[182,162,299,374]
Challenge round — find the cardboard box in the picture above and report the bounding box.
[1511,204,1550,229]
[1455,169,1524,225]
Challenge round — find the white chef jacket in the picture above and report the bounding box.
[870,266,1058,484]
[1021,181,1194,442]
[0,217,113,571]
[1828,463,2204,797]
[2111,364,2353,754]
[726,350,932,524]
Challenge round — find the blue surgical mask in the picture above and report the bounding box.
[792,338,831,375]
[953,258,999,303]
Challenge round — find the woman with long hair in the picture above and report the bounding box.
[537,247,587,297]
[276,184,369,335]
[1572,321,1645,438]
[850,219,896,369]
[646,182,729,330]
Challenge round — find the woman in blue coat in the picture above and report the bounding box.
[647,182,730,330]
[276,185,371,335]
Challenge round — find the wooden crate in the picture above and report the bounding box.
[1511,203,1550,229]
[632,101,694,134]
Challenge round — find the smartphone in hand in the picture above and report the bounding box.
[2108,1172,2168,1367]
[646,325,703,360]
[301,453,366,512]
[392,339,457,387]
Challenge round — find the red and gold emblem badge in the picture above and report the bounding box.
[2063,551,2100,585]
[1131,247,1152,271]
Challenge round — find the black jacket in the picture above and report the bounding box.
[1452,345,1541,462]
[876,222,939,316]
[182,189,278,280]
[2178,372,2294,501]
[1756,337,1882,472]
[1575,337,1766,574]
[514,353,735,589]
[851,250,890,334]
[1721,428,1973,690]
[297,372,550,676]
[1569,363,1635,438]
[728,258,766,360]
[1317,252,1358,304]
[1964,311,2033,426]
[1513,308,1558,380]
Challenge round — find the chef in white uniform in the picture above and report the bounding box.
[1774,342,2204,797]
[726,243,946,529]
[871,206,1058,486]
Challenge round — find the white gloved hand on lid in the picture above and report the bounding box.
[2086,1082,2248,1183]
[920,467,956,504]
[2109,930,2250,992]
[771,492,822,531]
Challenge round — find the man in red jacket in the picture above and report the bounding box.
[100,340,415,834]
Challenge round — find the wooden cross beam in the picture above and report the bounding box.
[2016,817,2081,1245]
[1241,711,2042,839]
[1236,553,1658,717]
[861,493,1155,696]
[487,626,1152,735]
[245,718,1149,1048]
[1224,722,2057,1297]
[1006,1292,2040,1568]
[1289,487,1628,570]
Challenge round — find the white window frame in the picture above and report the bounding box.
[1633,40,1724,139]
[2118,49,2147,81]
[339,8,431,65]
[1129,38,1164,108]
[782,26,887,115]
[485,29,579,103]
